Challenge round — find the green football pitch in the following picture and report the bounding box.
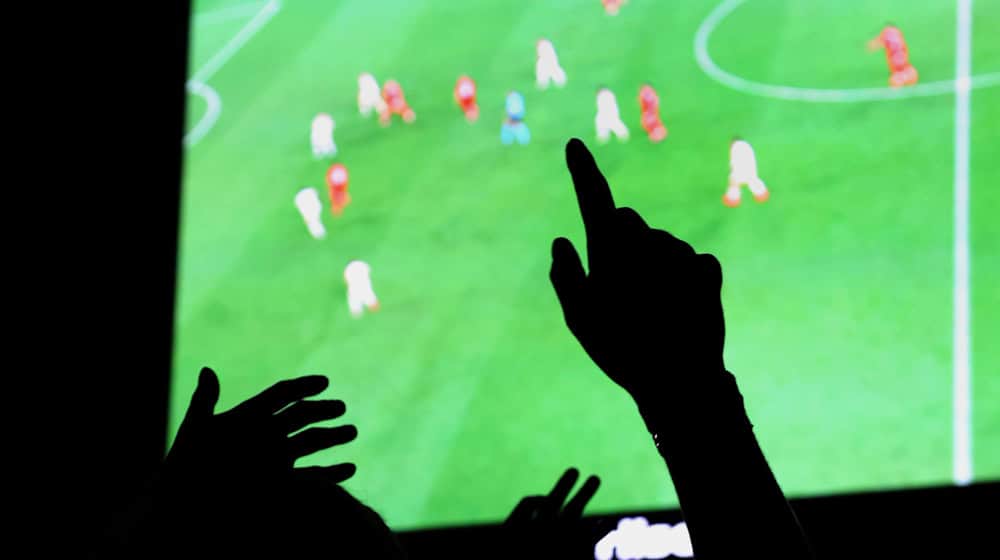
[172,0,1000,529]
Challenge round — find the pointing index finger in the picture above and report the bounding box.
[566,139,615,262]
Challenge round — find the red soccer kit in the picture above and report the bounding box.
[878,26,911,72]
[638,85,667,142]
[326,163,350,216]
[454,76,478,120]
[381,80,415,123]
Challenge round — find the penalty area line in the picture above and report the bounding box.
[184,0,282,147]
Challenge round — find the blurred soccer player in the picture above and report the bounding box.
[723,137,769,207]
[867,23,918,87]
[294,188,326,240]
[326,163,351,216]
[536,39,567,89]
[595,88,629,143]
[379,79,416,126]
[344,260,379,318]
[454,75,479,122]
[638,84,667,142]
[357,73,386,117]
[310,113,337,158]
[501,91,530,145]
[602,0,627,15]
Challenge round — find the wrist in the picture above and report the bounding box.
[635,369,752,438]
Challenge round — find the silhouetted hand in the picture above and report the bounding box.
[497,468,601,560]
[505,467,601,527]
[101,367,359,558]
[549,140,812,559]
[550,138,725,408]
[166,367,358,489]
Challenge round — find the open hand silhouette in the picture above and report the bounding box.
[167,367,357,487]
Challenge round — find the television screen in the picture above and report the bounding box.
[173,0,999,529]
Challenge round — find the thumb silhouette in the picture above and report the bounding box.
[549,237,586,333]
[181,367,220,428]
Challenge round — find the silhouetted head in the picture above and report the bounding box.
[281,476,406,559]
[148,474,405,560]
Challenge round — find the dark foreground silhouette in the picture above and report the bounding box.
[551,138,812,559]
[97,139,811,559]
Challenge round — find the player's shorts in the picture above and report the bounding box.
[501,122,530,145]
[348,286,377,315]
[360,96,386,114]
[313,136,335,150]
[641,111,661,132]
[459,98,476,111]
[388,100,409,114]
[729,170,758,186]
[890,65,918,87]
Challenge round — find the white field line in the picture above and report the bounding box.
[952,0,973,487]
[695,0,979,483]
[194,1,269,26]
[184,0,281,147]
[694,0,999,103]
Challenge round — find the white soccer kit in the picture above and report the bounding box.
[294,188,326,239]
[311,114,337,157]
[725,140,767,204]
[344,260,378,317]
[536,40,567,89]
[595,89,629,142]
[358,74,387,116]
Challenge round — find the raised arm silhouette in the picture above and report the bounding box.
[550,138,813,559]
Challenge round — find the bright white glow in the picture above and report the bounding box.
[594,517,693,560]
